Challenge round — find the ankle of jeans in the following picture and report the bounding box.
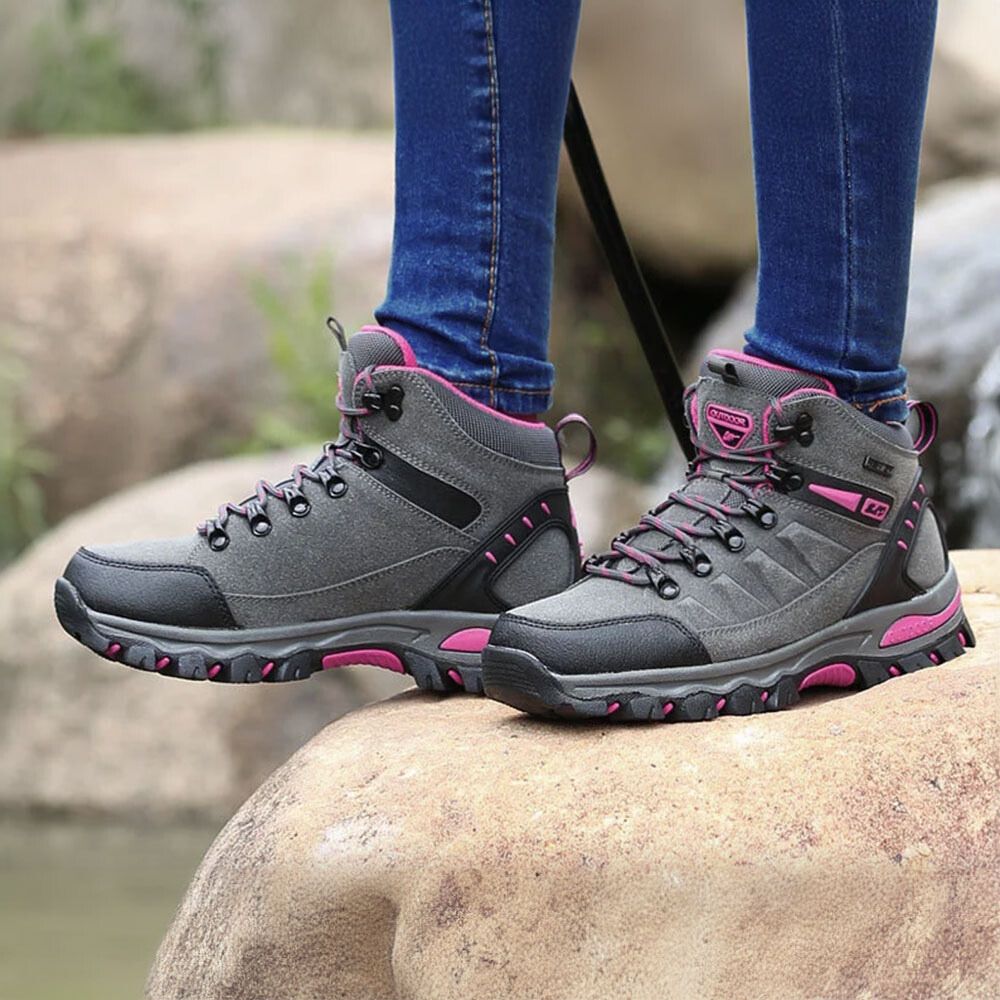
[449,380,553,417]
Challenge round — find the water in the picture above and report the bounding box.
[0,819,217,1000]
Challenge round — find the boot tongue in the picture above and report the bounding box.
[694,351,834,457]
[339,324,417,391]
[614,352,835,568]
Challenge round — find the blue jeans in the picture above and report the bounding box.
[376,0,936,422]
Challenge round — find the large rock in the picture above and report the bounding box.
[147,551,999,1000]
[690,177,1000,548]
[0,130,395,524]
[0,448,631,821]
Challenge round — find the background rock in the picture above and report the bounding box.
[690,177,1000,548]
[0,448,636,822]
[0,131,395,525]
[148,550,999,1000]
[2,1,997,274]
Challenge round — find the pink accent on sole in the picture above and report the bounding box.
[106,642,122,658]
[322,649,405,674]
[912,499,921,510]
[522,516,533,529]
[715,697,726,712]
[261,661,275,678]
[540,502,551,515]
[879,591,962,648]
[929,651,941,664]
[606,702,621,715]
[504,533,517,546]
[207,663,223,679]
[760,690,769,703]
[897,540,909,551]
[662,702,674,716]
[959,631,968,647]
[904,519,915,529]
[808,483,862,513]
[889,665,901,677]
[485,551,498,564]
[155,657,171,671]
[918,483,926,495]
[447,669,464,687]
[439,627,492,653]
[798,662,857,691]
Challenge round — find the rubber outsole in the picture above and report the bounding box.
[481,609,976,722]
[54,577,489,694]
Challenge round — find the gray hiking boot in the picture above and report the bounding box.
[54,325,587,693]
[483,350,975,721]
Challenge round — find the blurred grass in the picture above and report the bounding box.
[0,356,51,565]
[240,255,342,453]
[5,0,223,136]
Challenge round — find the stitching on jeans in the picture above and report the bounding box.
[831,0,859,396]
[451,381,551,396]
[480,0,501,407]
[855,394,909,414]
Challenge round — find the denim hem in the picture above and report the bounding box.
[451,379,552,416]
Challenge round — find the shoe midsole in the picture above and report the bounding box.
[494,566,964,698]
[78,592,498,663]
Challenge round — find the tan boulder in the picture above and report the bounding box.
[148,550,1000,1000]
[0,130,395,524]
[0,447,628,821]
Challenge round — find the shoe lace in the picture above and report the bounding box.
[197,367,391,550]
[585,393,811,598]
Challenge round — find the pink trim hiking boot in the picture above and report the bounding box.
[483,350,974,721]
[54,325,592,693]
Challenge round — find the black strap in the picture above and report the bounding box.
[563,82,695,461]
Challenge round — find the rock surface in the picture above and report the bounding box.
[0,448,632,821]
[691,177,1000,548]
[149,550,999,1000]
[0,130,395,523]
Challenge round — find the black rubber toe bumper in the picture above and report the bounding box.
[63,547,237,629]
[488,611,710,677]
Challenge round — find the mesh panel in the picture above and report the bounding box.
[424,378,560,466]
[347,331,407,372]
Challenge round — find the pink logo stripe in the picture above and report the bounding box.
[879,591,962,648]
[808,483,862,513]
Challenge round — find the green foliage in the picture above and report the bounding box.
[0,358,51,565]
[243,256,341,453]
[7,0,224,135]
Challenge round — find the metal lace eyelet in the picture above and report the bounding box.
[711,521,745,551]
[208,527,229,551]
[326,475,348,498]
[743,498,777,528]
[288,495,311,518]
[250,513,272,537]
[361,391,383,412]
[384,384,405,421]
[795,412,814,446]
[646,567,680,599]
[361,446,383,470]
[681,546,713,577]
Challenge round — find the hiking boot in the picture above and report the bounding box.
[483,350,975,721]
[54,324,587,693]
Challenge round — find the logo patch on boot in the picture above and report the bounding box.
[705,404,754,449]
